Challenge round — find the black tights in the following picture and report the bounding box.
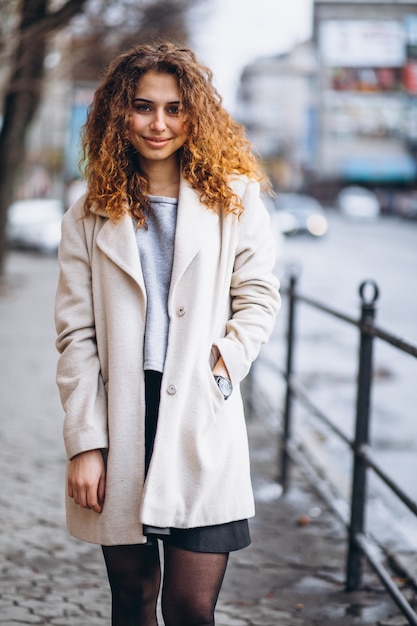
[102,542,229,626]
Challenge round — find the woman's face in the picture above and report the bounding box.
[129,71,188,167]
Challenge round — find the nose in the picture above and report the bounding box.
[150,109,166,132]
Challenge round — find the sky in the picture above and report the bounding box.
[190,0,314,113]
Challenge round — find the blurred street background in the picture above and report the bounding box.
[0,0,417,624]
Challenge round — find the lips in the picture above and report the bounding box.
[143,136,170,148]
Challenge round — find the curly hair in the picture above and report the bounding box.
[81,41,268,225]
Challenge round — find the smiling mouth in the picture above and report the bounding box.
[144,137,170,144]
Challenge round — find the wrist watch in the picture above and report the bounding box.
[214,375,233,400]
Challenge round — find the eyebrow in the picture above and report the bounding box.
[132,97,180,104]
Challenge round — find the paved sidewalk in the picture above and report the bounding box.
[0,252,411,625]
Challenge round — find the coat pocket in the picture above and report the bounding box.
[209,345,220,369]
[206,362,224,415]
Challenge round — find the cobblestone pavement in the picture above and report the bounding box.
[0,252,411,625]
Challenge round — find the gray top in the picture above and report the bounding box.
[134,195,178,372]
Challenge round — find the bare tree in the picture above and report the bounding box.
[0,0,89,274]
[70,0,203,82]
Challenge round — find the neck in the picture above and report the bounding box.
[139,156,181,198]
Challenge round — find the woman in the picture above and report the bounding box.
[55,42,280,626]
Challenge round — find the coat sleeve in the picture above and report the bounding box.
[55,201,108,460]
[214,180,281,384]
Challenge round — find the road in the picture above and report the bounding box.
[261,210,417,552]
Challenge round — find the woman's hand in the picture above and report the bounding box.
[68,449,106,513]
[212,356,230,379]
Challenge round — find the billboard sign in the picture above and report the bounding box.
[320,20,406,67]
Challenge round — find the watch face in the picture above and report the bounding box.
[216,376,233,398]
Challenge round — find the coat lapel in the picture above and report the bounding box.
[95,212,145,292]
[170,178,219,291]
[93,178,218,294]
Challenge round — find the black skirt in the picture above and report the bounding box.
[144,370,251,553]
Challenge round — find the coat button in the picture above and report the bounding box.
[167,384,177,395]
[177,306,186,317]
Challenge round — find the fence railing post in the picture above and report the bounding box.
[346,280,379,591]
[280,272,298,492]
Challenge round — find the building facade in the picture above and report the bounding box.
[235,43,319,190]
[314,0,417,186]
[236,1,417,196]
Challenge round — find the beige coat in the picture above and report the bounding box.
[55,176,280,545]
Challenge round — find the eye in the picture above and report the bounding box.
[133,103,151,113]
[167,104,180,115]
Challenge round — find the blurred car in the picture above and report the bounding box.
[273,193,328,237]
[337,186,380,220]
[6,198,64,254]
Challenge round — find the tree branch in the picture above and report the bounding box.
[38,0,90,33]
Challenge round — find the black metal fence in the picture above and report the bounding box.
[280,272,417,624]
